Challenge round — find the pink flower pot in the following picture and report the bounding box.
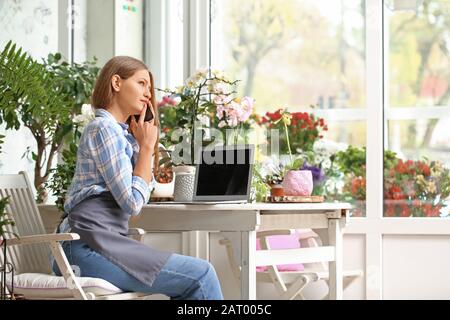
[282,170,313,196]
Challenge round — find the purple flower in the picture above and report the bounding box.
[301,162,326,185]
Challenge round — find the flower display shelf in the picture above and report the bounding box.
[265,195,324,203]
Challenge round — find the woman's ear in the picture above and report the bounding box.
[111,75,121,92]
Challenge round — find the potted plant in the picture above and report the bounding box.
[259,108,328,154]
[0,41,99,202]
[276,110,314,197]
[159,68,254,201]
[151,145,175,199]
[263,163,286,197]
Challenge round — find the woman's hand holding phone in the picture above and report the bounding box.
[131,104,157,184]
[134,104,154,122]
[130,103,158,150]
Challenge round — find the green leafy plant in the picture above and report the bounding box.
[0,196,18,240]
[158,69,255,165]
[334,145,367,177]
[45,105,95,213]
[0,134,4,154]
[45,141,78,213]
[0,120,17,242]
[0,41,99,202]
[251,163,271,202]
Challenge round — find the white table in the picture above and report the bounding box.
[128,202,350,300]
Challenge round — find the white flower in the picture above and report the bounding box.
[259,155,285,178]
[313,139,348,156]
[195,67,208,79]
[196,114,210,126]
[73,104,95,127]
[173,96,182,104]
[175,86,184,94]
[212,69,224,79]
[440,200,449,218]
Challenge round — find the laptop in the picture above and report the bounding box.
[166,144,255,204]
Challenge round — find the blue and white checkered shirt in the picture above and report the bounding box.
[63,108,155,221]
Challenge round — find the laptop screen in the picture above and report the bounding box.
[194,145,254,200]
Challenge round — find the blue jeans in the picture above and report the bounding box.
[52,240,223,300]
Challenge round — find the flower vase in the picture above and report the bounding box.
[282,170,313,196]
[173,166,196,202]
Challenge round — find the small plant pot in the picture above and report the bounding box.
[270,184,285,197]
[152,178,175,198]
[282,170,313,196]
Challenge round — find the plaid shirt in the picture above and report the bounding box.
[64,109,154,217]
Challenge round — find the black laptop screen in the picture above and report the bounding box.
[196,148,251,196]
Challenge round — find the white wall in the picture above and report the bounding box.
[383,235,450,299]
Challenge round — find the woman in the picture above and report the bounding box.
[53,56,223,300]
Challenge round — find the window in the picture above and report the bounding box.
[211,0,368,215]
[384,0,450,217]
[145,0,185,96]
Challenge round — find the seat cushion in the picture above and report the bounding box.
[6,273,123,299]
[256,231,305,272]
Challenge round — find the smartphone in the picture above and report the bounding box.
[134,105,154,122]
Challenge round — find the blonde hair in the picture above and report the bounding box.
[92,56,160,177]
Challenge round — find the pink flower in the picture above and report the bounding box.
[238,96,254,122]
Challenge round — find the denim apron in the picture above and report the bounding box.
[67,192,171,287]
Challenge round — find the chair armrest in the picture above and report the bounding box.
[5,233,80,247]
[128,228,145,242]
[298,229,320,240]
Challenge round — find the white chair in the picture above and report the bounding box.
[0,171,155,300]
[220,229,363,300]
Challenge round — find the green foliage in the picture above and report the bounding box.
[334,146,399,178]
[0,41,67,131]
[334,145,367,177]
[45,141,78,214]
[0,133,4,153]
[0,196,18,240]
[0,41,99,202]
[251,163,271,202]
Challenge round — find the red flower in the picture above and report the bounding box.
[389,185,405,200]
[385,204,395,217]
[351,177,366,196]
[423,203,434,217]
[417,161,431,176]
[400,204,410,217]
